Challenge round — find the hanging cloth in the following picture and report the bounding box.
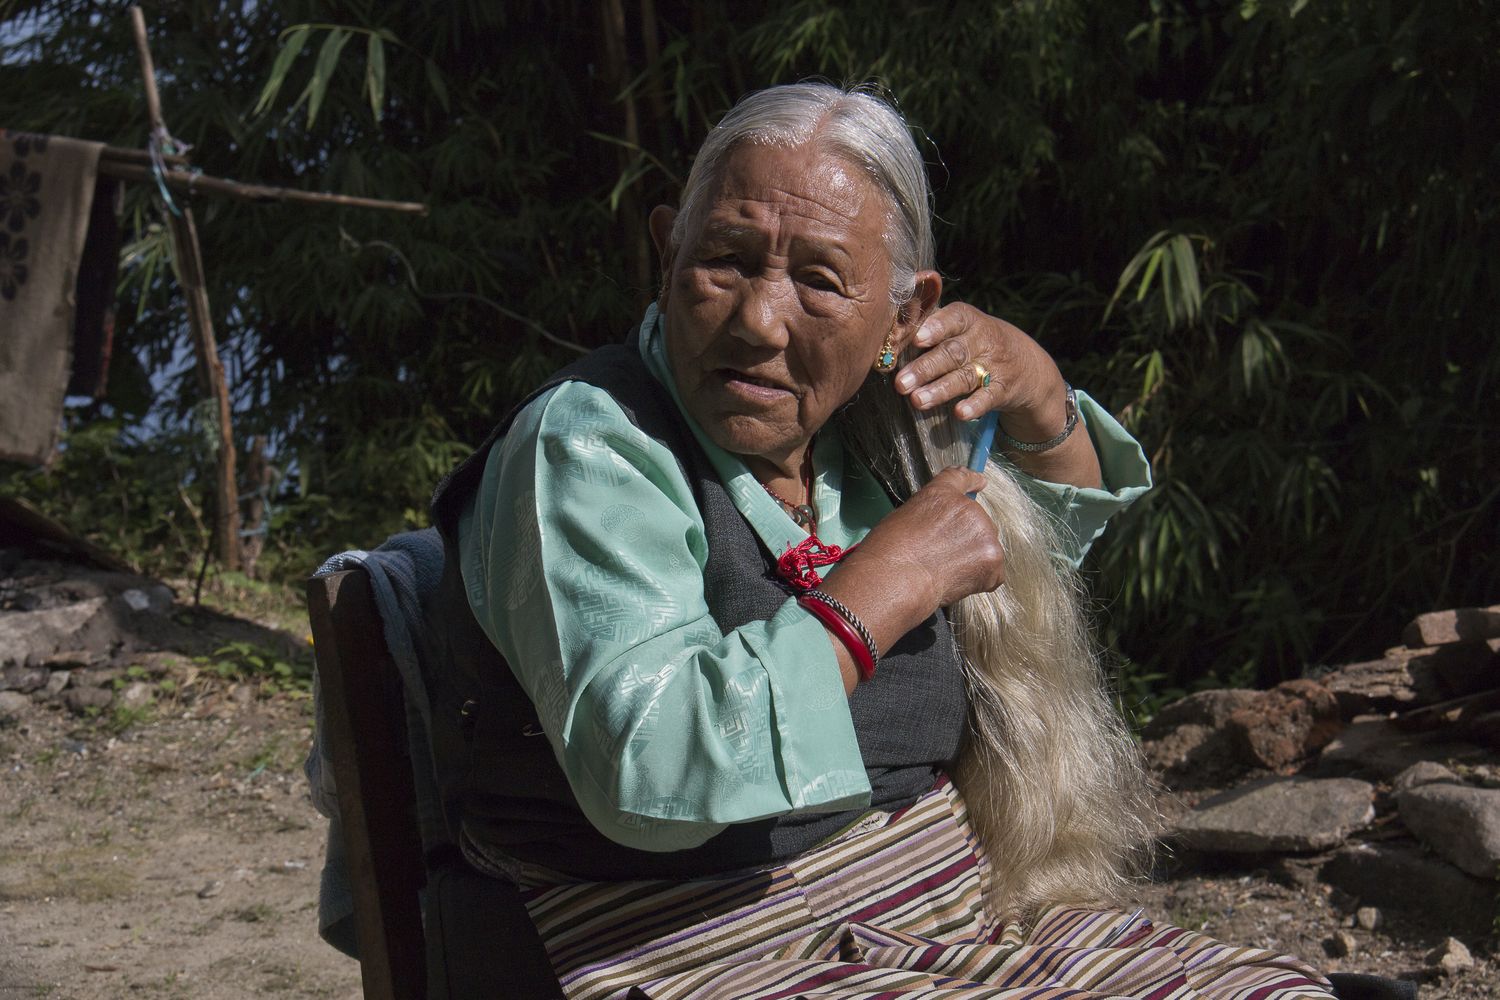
[0,130,118,465]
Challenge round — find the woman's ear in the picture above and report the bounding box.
[648,205,678,281]
[893,270,943,351]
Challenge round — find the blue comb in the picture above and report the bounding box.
[966,411,998,498]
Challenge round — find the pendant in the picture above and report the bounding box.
[792,504,816,529]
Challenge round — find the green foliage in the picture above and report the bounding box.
[193,641,311,695]
[0,0,1494,693]
[0,418,214,580]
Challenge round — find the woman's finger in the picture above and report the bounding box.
[906,361,997,416]
[894,327,976,396]
[911,303,976,349]
[930,465,990,498]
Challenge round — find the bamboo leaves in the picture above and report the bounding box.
[305,28,352,127]
[252,25,310,118]
[365,34,385,123]
[1105,231,1204,330]
[252,24,396,127]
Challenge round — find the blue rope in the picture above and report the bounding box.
[149,126,184,217]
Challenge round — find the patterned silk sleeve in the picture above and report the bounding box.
[1009,389,1154,569]
[459,382,871,853]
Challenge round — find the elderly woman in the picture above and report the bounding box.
[426,83,1338,999]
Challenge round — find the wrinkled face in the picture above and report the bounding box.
[657,142,900,475]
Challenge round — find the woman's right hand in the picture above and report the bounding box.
[813,467,1003,693]
[860,466,1005,609]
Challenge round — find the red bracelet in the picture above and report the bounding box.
[797,591,877,682]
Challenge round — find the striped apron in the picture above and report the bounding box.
[517,778,1336,999]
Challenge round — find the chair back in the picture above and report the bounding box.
[307,568,428,999]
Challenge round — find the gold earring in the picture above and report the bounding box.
[874,330,897,374]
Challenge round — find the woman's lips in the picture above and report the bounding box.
[716,368,794,402]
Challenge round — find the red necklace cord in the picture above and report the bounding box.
[776,535,854,591]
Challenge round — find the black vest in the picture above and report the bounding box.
[425,340,966,880]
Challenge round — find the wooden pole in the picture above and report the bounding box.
[98,144,187,168]
[599,0,653,308]
[129,5,241,571]
[240,435,274,579]
[99,161,428,215]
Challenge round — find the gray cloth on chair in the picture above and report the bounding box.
[306,527,445,958]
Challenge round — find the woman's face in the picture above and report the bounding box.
[653,142,910,477]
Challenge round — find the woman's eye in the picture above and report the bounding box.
[800,271,841,293]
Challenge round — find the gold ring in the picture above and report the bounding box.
[972,363,992,389]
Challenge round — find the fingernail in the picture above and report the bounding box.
[914,326,931,346]
[895,373,914,391]
[912,390,930,407]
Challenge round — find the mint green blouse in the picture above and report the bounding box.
[458,305,1152,852]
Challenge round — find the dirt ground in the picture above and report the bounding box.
[2,604,1495,999]
[1,668,360,998]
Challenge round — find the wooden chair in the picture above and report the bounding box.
[306,568,428,999]
[307,566,563,999]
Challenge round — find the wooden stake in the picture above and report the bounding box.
[130,5,241,571]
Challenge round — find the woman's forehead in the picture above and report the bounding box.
[691,143,888,247]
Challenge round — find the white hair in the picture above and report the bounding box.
[836,376,1159,919]
[676,83,1157,918]
[669,82,933,306]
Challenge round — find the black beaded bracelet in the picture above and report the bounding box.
[799,589,879,681]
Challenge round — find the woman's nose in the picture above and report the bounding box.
[732,275,792,349]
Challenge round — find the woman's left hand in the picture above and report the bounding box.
[892,303,1102,489]
[893,303,1065,433]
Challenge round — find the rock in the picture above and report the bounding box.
[1141,687,1345,788]
[0,689,29,720]
[1392,760,1458,794]
[1321,651,1447,717]
[116,585,174,614]
[42,669,70,697]
[1140,689,1262,785]
[1144,689,1264,734]
[1315,715,1486,780]
[1321,842,1495,937]
[1,665,48,692]
[117,681,154,710]
[1174,776,1374,853]
[1464,710,1500,749]
[72,666,123,689]
[37,649,93,669]
[1422,638,1500,698]
[0,597,114,669]
[196,880,223,899]
[62,686,113,715]
[1323,930,1358,958]
[1425,936,1474,975]
[1404,607,1500,648]
[1224,679,1343,771]
[1396,782,1500,878]
[1354,906,1381,930]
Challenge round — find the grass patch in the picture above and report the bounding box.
[0,849,137,902]
[233,902,276,923]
